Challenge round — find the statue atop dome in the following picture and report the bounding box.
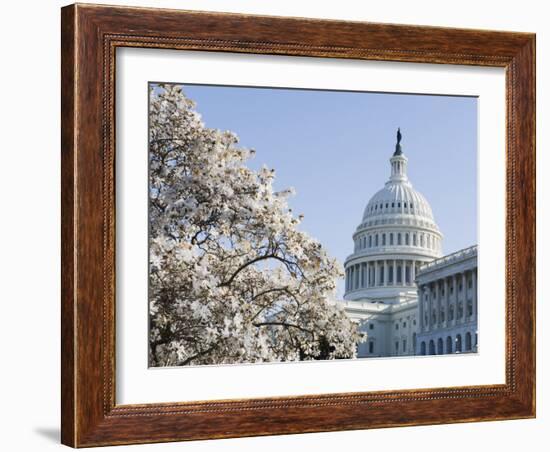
[394,127,403,156]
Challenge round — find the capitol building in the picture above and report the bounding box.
[341,129,478,358]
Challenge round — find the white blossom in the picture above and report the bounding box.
[148,83,363,367]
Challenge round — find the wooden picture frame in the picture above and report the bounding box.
[61,3,535,447]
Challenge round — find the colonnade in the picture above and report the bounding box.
[418,269,478,332]
[345,259,425,292]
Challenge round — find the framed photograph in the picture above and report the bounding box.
[61,3,536,447]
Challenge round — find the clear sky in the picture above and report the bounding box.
[170,84,478,296]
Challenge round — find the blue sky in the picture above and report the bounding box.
[164,84,478,295]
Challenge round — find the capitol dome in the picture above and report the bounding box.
[344,129,442,303]
[363,180,435,224]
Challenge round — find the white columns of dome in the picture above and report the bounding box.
[346,268,350,291]
[374,261,378,287]
[346,268,349,291]
[367,262,371,287]
[392,260,397,285]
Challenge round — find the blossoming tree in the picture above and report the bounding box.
[149,84,362,366]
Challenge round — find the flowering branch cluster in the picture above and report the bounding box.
[149,84,362,366]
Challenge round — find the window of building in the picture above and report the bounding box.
[392,202,395,208]
[397,202,401,208]
[389,233,394,245]
[402,339,407,352]
[397,233,402,245]
[369,341,374,354]
[395,342,399,353]
[465,332,472,351]
[385,203,389,208]
[468,278,473,289]
[369,323,374,330]
[395,323,399,330]
[382,234,386,246]
[456,334,463,353]
[368,235,372,247]
[375,234,379,246]
[403,321,407,328]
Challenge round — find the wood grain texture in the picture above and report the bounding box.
[60,3,536,447]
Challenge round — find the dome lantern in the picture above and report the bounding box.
[390,128,408,183]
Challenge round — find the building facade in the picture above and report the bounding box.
[341,130,443,357]
[340,129,478,358]
[416,245,478,355]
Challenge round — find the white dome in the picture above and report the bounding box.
[343,130,443,303]
[363,180,435,223]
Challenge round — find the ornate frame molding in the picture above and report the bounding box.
[61,4,535,447]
